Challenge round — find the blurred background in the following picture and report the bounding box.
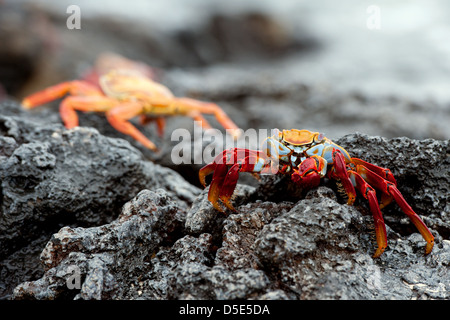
[1,0,449,141]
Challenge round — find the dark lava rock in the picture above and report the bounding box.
[0,100,200,299]
[11,185,449,300]
[12,189,181,300]
[1,102,449,301]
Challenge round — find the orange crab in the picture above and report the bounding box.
[22,53,240,151]
[199,129,435,258]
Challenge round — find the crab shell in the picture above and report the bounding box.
[262,129,352,175]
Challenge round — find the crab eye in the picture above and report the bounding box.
[271,128,282,141]
[315,133,325,142]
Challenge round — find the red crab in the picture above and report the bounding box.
[199,129,435,258]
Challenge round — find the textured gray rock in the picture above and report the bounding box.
[12,189,181,300]
[0,100,200,299]
[254,190,449,299]
[1,100,448,300]
[11,184,449,300]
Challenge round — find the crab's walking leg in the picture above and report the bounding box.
[348,170,388,258]
[107,103,158,151]
[330,150,357,205]
[207,163,230,211]
[22,81,105,129]
[186,111,213,130]
[356,165,434,255]
[59,96,119,128]
[22,81,103,109]
[199,148,268,211]
[139,116,166,137]
[173,97,241,139]
[352,158,397,184]
[352,158,396,209]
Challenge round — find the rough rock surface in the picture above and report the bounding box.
[11,185,449,300]
[0,100,200,298]
[7,128,449,300]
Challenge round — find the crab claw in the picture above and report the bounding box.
[291,156,326,189]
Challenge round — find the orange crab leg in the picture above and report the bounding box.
[186,112,214,130]
[139,116,166,137]
[22,81,103,109]
[172,97,241,139]
[356,165,434,255]
[348,170,388,258]
[59,96,119,128]
[106,102,158,151]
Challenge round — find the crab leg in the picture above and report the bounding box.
[106,102,158,151]
[171,97,241,139]
[207,163,230,211]
[185,111,213,130]
[352,158,396,184]
[330,150,357,205]
[22,81,103,109]
[356,164,434,255]
[351,158,396,208]
[199,148,266,186]
[348,170,388,258]
[59,96,119,128]
[139,116,166,137]
[199,148,269,211]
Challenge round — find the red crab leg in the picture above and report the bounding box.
[348,170,388,258]
[207,163,230,211]
[356,165,434,255]
[217,156,267,211]
[199,148,265,186]
[22,81,103,109]
[199,148,268,211]
[331,150,357,205]
[352,158,396,209]
[352,158,397,184]
[106,102,158,151]
[217,163,241,210]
